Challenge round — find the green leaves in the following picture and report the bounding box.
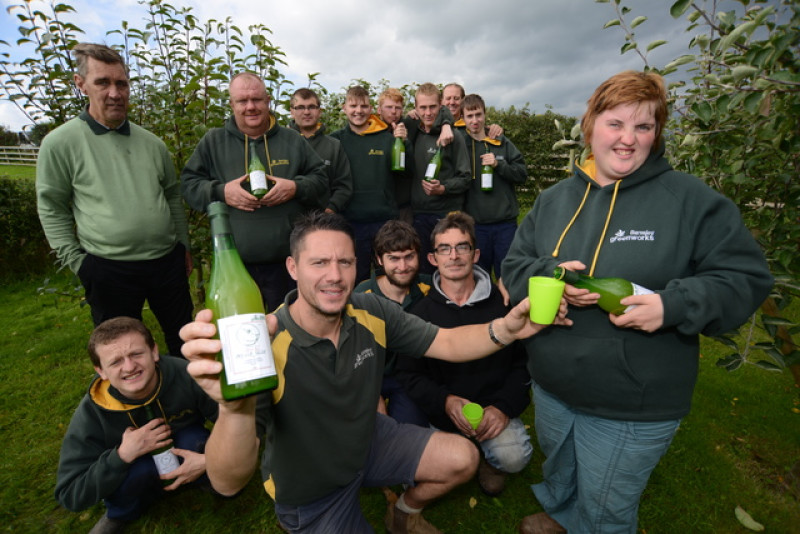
[670,0,692,18]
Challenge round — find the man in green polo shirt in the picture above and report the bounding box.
[180,211,571,533]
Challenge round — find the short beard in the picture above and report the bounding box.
[385,272,413,290]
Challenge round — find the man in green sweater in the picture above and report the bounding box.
[36,43,193,357]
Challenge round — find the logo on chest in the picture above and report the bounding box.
[609,229,655,243]
[354,347,376,369]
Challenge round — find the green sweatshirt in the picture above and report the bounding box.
[407,122,470,216]
[54,357,218,512]
[462,132,528,224]
[181,116,328,264]
[36,111,189,274]
[288,121,353,213]
[331,115,411,223]
[502,147,773,421]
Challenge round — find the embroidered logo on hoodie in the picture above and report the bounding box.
[610,229,655,243]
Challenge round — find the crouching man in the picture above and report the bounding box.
[180,211,570,533]
[55,317,218,533]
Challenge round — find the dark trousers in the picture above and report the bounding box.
[351,220,388,285]
[475,221,517,280]
[412,213,442,275]
[245,262,296,312]
[105,424,210,521]
[77,244,193,357]
[382,375,428,427]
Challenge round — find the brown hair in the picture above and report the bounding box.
[581,70,667,150]
[345,85,371,105]
[72,43,126,79]
[415,83,441,103]
[373,220,421,260]
[88,317,155,368]
[462,94,485,113]
[289,211,355,258]
[291,87,320,107]
[431,211,476,247]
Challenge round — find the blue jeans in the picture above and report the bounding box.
[480,417,533,473]
[105,424,210,521]
[531,384,680,534]
[474,221,516,280]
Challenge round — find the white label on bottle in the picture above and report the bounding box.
[400,153,405,167]
[217,313,276,385]
[250,169,267,191]
[623,283,655,313]
[152,448,180,476]
[425,163,436,179]
[481,173,493,189]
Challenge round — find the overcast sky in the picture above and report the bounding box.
[0,0,693,132]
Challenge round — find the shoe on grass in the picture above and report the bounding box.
[518,512,567,534]
[384,502,442,534]
[88,514,127,534]
[477,458,507,496]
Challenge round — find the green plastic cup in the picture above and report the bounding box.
[528,276,566,325]
[462,403,484,430]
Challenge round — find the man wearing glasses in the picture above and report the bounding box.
[288,88,353,215]
[395,211,533,497]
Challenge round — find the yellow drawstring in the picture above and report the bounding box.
[587,180,622,276]
[552,182,591,258]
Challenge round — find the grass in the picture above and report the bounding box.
[0,164,36,180]
[1,268,798,533]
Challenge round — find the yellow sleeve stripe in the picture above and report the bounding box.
[345,304,387,348]
[270,329,293,405]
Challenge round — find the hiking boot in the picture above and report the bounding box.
[518,512,567,534]
[88,514,127,534]
[478,458,507,496]
[384,502,442,534]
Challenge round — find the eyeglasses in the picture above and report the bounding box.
[292,105,319,111]
[434,243,473,255]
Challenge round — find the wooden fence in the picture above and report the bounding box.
[0,146,38,166]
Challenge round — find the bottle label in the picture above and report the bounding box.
[481,173,493,189]
[152,448,180,476]
[425,163,436,179]
[250,169,267,191]
[623,283,655,313]
[217,313,276,385]
[400,153,405,168]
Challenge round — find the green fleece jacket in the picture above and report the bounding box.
[502,147,773,421]
[462,132,528,224]
[54,357,218,512]
[288,121,353,213]
[406,120,470,216]
[181,115,327,264]
[331,115,412,223]
[36,111,189,274]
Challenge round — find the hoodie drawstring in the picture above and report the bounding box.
[551,178,623,277]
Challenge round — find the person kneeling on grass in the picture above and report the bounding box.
[55,317,219,534]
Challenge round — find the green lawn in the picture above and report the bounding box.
[1,269,798,533]
[0,163,36,179]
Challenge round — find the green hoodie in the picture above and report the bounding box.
[288,121,353,213]
[502,147,772,421]
[462,132,528,224]
[54,357,218,512]
[181,115,327,264]
[331,115,411,223]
